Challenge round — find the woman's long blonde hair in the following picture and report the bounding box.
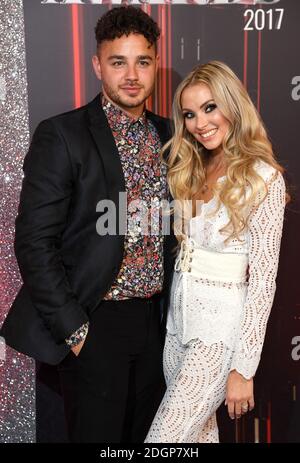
[164,61,283,242]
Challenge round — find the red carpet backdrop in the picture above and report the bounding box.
[0,0,299,442]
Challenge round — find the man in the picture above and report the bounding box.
[0,6,175,443]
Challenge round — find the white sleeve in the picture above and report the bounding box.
[230,171,286,380]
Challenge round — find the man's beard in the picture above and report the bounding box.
[103,83,154,110]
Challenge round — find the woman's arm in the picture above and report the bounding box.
[226,168,286,417]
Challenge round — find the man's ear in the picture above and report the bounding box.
[92,55,101,80]
[155,54,160,74]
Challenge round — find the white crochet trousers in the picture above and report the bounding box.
[145,332,234,443]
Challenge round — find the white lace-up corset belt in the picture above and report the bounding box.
[174,240,248,283]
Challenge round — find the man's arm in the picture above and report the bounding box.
[15,119,89,344]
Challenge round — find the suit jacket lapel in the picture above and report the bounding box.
[87,96,172,241]
[87,98,171,201]
[87,95,126,208]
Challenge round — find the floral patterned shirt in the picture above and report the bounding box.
[102,95,168,300]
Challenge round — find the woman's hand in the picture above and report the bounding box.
[225,370,254,419]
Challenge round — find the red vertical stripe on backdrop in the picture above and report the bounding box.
[143,4,153,112]
[157,6,162,115]
[257,30,262,113]
[161,6,167,117]
[71,5,82,108]
[167,4,172,118]
[267,401,272,443]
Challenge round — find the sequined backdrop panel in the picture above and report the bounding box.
[0,0,35,443]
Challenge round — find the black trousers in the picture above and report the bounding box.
[57,297,166,443]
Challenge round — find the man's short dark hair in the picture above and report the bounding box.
[95,6,160,52]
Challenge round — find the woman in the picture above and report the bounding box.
[145,61,286,443]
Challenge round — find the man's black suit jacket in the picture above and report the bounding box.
[0,94,176,365]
